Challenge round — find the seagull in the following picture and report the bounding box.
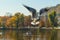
[23,5,49,26]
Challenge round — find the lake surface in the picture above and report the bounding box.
[0,28,60,40]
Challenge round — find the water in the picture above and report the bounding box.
[0,28,60,40]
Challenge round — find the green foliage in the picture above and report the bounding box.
[14,12,24,27]
[48,11,58,27]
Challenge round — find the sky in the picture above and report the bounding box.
[0,0,60,16]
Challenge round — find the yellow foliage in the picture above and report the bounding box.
[48,10,56,26]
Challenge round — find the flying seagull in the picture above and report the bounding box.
[23,5,49,25]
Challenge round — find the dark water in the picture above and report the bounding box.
[0,29,60,40]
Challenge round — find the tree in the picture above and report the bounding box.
[48,11,58,27]
[14,12,24,28]
[0,18,2,27]
[24,15,31,27]
[5,16,17,28]
[19,14,24,27]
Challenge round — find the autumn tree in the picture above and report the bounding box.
[5,12,25,28]
[5,16,17,28]
[0,18,2,27]
[24,15,31,27]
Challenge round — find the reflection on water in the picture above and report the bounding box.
[0,29,60,40]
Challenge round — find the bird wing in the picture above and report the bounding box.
[23,5,36,18]
[39,8,49,15]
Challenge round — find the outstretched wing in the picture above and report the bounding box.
[39,8,49,15]
[23,5,36,18]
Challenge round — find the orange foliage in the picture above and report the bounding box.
[24,15,31,26]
